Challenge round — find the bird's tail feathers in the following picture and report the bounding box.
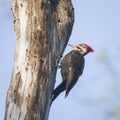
[52,80,66,103]
[65,91,69,98]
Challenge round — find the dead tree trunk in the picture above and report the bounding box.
[5,0,74,120]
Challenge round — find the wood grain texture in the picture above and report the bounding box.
[5,0,74,120]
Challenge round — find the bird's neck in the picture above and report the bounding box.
[76,50,88,56]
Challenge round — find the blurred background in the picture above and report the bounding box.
[0,0,120,120]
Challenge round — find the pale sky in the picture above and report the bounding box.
[0,0,120,120]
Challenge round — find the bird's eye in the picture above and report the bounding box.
[82,45,86,48]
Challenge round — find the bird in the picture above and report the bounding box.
[51,43,94,103]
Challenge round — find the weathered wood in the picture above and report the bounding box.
[5,0,74,120]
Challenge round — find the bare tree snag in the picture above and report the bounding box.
[5,0,74,120]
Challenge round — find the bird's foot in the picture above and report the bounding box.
[55,58,62,69]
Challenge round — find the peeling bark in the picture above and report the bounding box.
[5,0,74,120]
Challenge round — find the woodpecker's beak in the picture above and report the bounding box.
[68,44,76,49]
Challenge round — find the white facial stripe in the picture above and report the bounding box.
[77,45,87,54]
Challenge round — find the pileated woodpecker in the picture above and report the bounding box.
[52,43,94,102]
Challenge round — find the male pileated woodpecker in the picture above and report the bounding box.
[52,43,94,102]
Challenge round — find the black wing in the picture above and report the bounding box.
[61,50,85,96]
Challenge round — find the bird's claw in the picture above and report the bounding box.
[55,58,62,69]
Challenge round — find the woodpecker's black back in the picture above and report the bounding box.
[52,50,85,102]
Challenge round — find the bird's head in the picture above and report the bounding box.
[68,43,94,55]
